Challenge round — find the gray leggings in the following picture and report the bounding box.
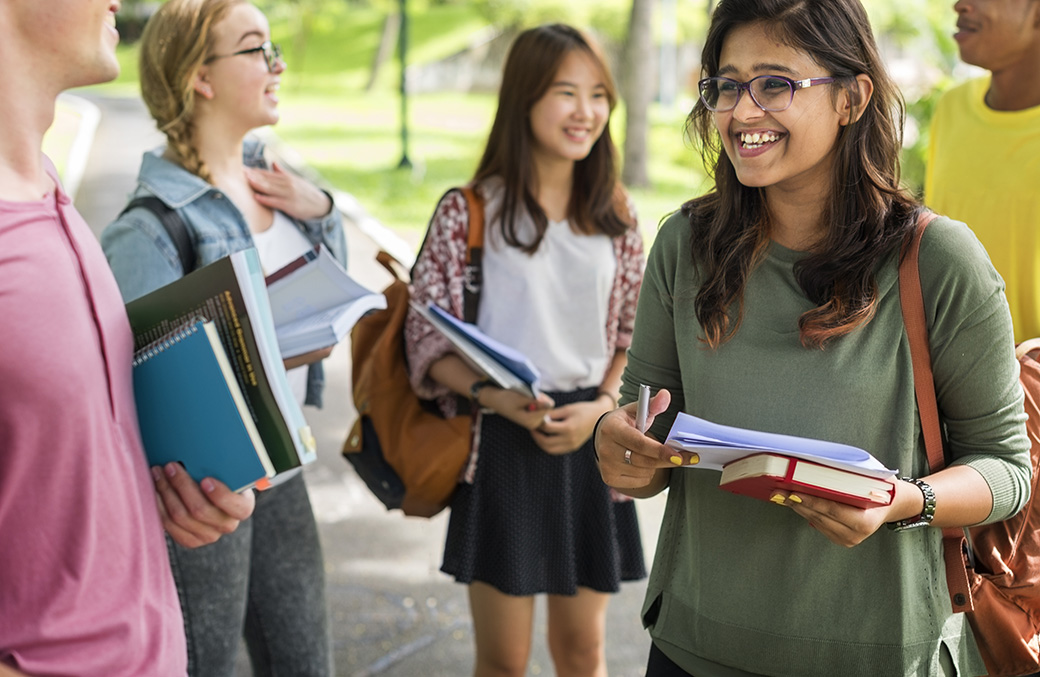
[166,472,332,677]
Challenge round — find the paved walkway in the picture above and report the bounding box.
[70,92,664,677]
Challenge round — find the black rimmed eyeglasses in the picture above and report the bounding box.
[204,41,282,73]
[698,75,836,113]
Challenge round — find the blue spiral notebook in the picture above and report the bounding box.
[132,319,275,492]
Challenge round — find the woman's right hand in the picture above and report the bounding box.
[480,386,555,430]
[594,389,691,496]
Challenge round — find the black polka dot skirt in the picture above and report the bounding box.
[441,387,647,596]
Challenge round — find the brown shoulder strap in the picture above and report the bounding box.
[898,211,944,473]
[898,210,974,614]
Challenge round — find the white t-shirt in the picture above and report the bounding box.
[252,212,313,406]
[479,213,615,392]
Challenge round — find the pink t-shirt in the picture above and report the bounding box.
[0,161,186,675]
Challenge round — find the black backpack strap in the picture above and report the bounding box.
[459,185,485,323]
[412,185,485,321]
[119,196,196,273]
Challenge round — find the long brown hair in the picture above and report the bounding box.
[685,0,918,349]
[138,0,242,182]
[473,24,630,254]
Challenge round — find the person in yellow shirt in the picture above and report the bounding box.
[925,0,1040,343]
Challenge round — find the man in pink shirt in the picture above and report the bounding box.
[0,1,255,675]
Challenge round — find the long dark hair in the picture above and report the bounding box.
[473,24,630,254]
[685,0,918,348]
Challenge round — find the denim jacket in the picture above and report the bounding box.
[101,136,347,407]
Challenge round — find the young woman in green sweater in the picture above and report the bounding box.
[594,0,1031,675]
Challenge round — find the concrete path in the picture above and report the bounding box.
[70,92,664,677]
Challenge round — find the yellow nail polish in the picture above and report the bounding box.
[688,454,700,465]
[770,494,787,505]
[787,494,803,504]
[670,455,683,466]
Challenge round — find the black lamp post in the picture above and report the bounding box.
[397,0,412,169]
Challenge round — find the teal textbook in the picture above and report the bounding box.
[132,319,274,492]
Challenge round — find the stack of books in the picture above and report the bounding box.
[127,246,381,492]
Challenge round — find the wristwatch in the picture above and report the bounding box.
[469,379,495,403]
[886,477,936,532]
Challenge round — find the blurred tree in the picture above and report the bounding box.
[619,0,653,188]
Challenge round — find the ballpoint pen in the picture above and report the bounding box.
[635,384,651,434]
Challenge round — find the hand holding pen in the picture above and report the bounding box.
[592,384,697,496]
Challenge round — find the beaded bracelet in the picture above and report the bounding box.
[886,477,936,532]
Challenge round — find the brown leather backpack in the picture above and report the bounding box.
[901,211,1040,676]
[341,186,484,518]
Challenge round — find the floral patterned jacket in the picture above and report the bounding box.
[404,181,645,483]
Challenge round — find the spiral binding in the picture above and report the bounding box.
[133,316,208,367]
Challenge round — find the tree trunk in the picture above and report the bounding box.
[366,12,401,92]
[620,0,654,189]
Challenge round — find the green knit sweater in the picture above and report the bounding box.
[621,211,1031,677]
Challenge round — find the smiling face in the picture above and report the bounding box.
[527,49,611,172]
[712,22,849,198]
[196,2,283,133]
[953,0,1040,72]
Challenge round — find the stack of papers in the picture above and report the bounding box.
[665,412,897,479]
[412,302,541,398]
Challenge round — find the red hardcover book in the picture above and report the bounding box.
[719,452,895,508]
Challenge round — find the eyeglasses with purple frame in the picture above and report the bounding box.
[698,75,837,113]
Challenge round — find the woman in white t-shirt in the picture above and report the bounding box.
[405,24,646,677]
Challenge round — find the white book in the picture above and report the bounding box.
[266,244,387,358]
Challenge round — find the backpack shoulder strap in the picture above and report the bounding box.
[898,210,944,473]
[897,209,975,614]
[410,185,485,323]
[120,196,196,274]
[459,184,485,324]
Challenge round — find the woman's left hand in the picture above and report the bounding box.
[774,491,892,547]
[245,162,332,221]
[532,400,609,455]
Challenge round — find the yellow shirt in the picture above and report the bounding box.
[926,77,1040,342]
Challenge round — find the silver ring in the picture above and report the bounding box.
[624,449,633,464]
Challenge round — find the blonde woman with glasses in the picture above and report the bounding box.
[101,1,345,675]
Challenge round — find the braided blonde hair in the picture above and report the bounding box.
[139,0,243,182]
